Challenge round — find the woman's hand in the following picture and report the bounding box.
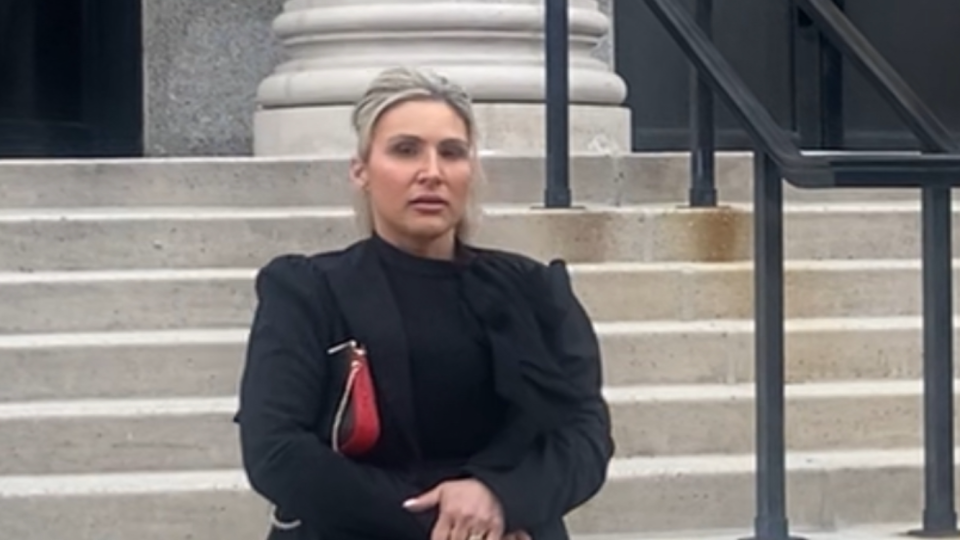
[404,479,505,540]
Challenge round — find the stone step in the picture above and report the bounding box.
[0,153,939,210]
[606,380,955,457]
[0,449,952,539]
[601,317,953,387]
[0,471,264,540]
[0,380,951,476]
[1,203,957,271]
[571,449,958,533]
[0,317,952,402]
[577,524,934,540]
[0,398,239,476]
[0,330,245,402]
[1,260,954,333]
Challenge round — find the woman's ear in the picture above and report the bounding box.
[349,157,368,192]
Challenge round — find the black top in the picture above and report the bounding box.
[371,235,508,463]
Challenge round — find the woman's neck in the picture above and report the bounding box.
[374,229,456,261]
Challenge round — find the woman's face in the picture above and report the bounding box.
[351,99,474,251]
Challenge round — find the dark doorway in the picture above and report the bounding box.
[615,0,960,152]
[0,0,143,157]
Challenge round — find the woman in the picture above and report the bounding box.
[235,66,614,540]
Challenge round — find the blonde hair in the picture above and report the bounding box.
[350,66,484,242]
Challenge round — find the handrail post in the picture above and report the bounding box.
[913,185,958,536]
[689,0,718,207]
[748,151,798,540]
[544,0,571,208]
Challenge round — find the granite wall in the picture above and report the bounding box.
[142,0,617,157]
[142,0,285,156]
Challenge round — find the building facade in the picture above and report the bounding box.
[1,0,959,159]
[0,0,620,158]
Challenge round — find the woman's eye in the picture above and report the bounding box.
[441,146,468,159]
[393,143,418,156]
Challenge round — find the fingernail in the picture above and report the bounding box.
[402,499,416,508]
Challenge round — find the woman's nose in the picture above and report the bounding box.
[417,150,443,182]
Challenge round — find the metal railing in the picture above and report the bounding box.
[689,0,718,206]
[544,0,958,538]
[544,0,570,208]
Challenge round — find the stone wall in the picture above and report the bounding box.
[142,0,285,156]
[142,0,616,157]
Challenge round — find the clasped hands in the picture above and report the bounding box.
[403,479,530,540]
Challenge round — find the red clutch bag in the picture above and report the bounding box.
[326,340,381,456]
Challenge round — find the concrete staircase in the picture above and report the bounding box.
[0,153,955,540]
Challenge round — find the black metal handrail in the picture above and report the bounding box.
[689,0,718,207]
[645,0,960,188]
[542,0,958,539]
[637,0,958,538]
[544,0,571,208]
[796,1,956,534]
[797,0,957,153]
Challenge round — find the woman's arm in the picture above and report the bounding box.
[237,255,429,540]
[464,264,615,532]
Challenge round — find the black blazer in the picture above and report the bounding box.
[236,238,614,540]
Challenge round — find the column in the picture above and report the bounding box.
[253,0,631,156]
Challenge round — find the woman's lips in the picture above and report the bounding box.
[409,196,448,210]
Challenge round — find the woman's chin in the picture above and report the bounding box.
[404,217,457,239]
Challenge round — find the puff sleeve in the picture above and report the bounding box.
[464,261,614,532]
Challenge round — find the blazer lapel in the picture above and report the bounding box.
[324,240,422,459]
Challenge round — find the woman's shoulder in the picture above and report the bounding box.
[467,245,570,282]
[466,246,587,337]
[465,245,576,306]
[258,251,338,279]
[254,245,360,300]
[258,240,366,277]
[467,245,552,272]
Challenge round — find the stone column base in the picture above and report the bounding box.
[253,103,632,157]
